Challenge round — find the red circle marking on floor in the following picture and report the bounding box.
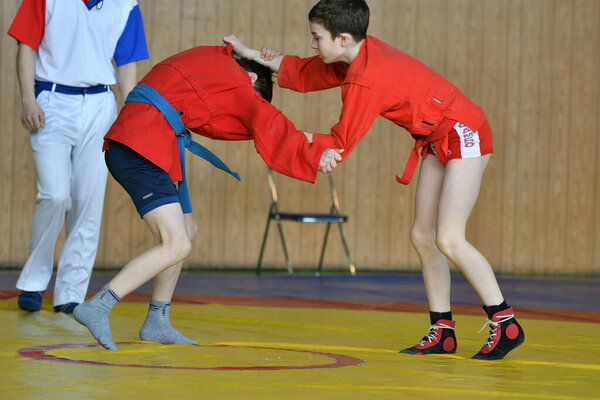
[18,342,365,371]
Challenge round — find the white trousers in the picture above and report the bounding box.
[16,89,117,306]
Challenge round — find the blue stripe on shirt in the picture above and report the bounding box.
[113,4,149,66]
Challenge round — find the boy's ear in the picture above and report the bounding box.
[339,32,353,47]
[248,72,258,84]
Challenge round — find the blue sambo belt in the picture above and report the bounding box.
[125,83,240,213]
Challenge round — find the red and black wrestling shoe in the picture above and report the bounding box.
[472,307,525,360]
[400,319,457,355]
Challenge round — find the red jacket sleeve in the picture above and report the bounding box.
[278,55,349,93]
[7,0,45,50]
[243,91,326,183]
[313,83,381,161]
[278,55,379,161]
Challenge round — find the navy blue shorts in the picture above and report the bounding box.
[105,141,180,217]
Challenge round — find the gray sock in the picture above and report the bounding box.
[73,285,120,351]
[139,300,197,345]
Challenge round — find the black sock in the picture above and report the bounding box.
[430,311,452,324]
[483,300,509,319]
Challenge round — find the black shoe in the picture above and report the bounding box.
[472,307,525,360]
[18,291,45,311]
[54,302,79,314]
[400,319,457,355]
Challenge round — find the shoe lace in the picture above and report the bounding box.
[478,313,514,347]
[418,322,454,345]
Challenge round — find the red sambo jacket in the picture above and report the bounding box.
[105,45,325,183]
[278,35,487,184]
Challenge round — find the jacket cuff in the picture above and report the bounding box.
[277,56,293,88]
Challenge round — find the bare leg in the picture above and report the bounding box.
[411,154,452,312]
[74,202,192,350]
[401,155,458,355]
[435,154,504,306]
[108,203,192,298]
[150,214,198,301]
[139,213,199,344]
[437,158,529,361]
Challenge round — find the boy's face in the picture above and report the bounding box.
[310,22,345,64]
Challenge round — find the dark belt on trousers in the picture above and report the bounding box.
[35,80,109,97]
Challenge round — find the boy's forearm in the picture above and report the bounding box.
[116,62,138,105]
[223,35,283,72]
[17,43,36,104]
[248,48,283,73]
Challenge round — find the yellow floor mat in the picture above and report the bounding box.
[1,298,599,399]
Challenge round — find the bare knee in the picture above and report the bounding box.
[410,224,437,253]
[162,234,192,264]
[435,229,466,259]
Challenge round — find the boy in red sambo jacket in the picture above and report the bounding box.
[73,44,343,350]
[225,0,524,360]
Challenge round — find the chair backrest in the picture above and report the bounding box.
[326,170,342,214]
[258,167,355,275]
[266,167,279,204]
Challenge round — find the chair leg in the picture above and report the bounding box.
[316,222,332,276]
[275,218,293,275]
[337,222,356,275]
[256,210,273,275]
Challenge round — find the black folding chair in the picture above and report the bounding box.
[256,167,356,276]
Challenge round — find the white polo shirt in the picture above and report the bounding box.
[8,0,149,87]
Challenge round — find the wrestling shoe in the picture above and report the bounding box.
[400,319,457,355]
[18,291,45,311]
[472,307,524,360]
[54,302,79,314]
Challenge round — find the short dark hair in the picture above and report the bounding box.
[308,0,370,41]
[235,58,273,103]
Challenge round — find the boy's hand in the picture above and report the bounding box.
[319,149,343,173]
[21,98,45,131]
[223,35,253,59]
[260,47,282,62]
[223,35,284,73]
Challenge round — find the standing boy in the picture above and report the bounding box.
[73,44,342,350]
[9,0,148,313]
[225,0,525,360]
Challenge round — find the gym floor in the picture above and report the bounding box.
[0,270,598,399]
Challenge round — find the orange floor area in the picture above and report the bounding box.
[2,296,599,399]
